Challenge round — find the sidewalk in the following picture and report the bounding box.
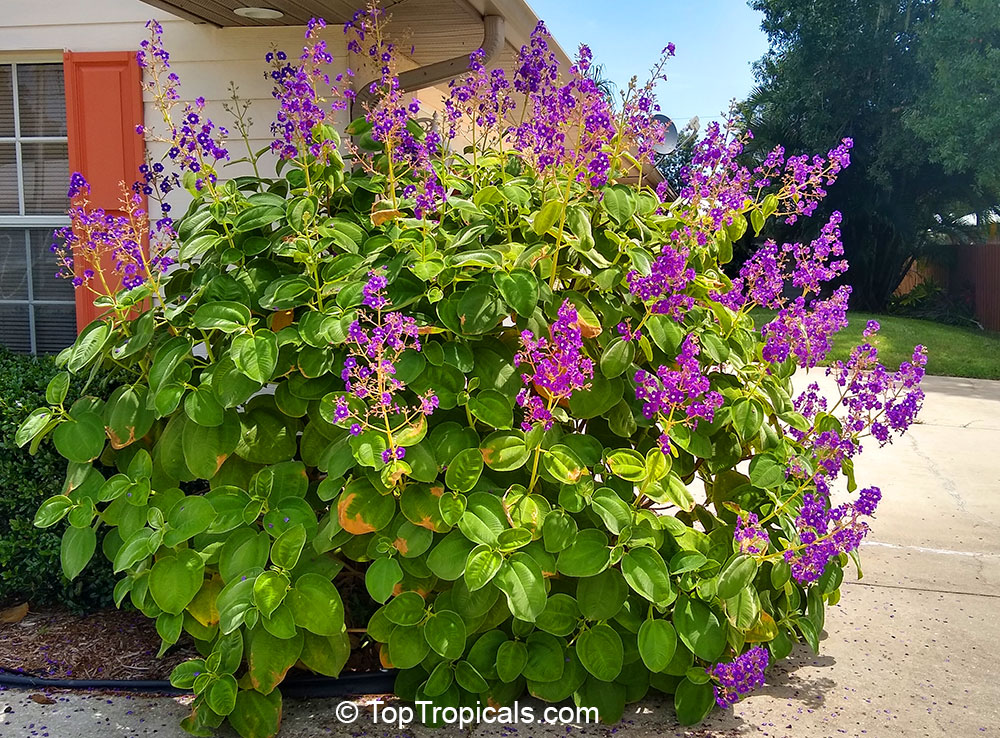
[3,375,998,738]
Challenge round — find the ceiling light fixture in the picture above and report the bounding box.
[233,7,284,20]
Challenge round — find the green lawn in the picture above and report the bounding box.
[750,310,1000,380]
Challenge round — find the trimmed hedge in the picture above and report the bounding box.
[0,346,118,613]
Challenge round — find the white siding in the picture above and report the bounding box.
[0,0,459,216]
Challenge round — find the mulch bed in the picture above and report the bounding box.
[0,606,382,682]
[0,607,197,680]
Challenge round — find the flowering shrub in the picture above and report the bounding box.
[16,9,926,737]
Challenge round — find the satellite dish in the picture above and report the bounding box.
[651,114,678,155]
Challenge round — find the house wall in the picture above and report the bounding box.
[0,0,454,208]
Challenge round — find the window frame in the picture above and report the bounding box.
[0,58,72,354]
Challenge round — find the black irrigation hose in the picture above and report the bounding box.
[0,667,396,698]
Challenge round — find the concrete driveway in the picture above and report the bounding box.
[3,374,998,738]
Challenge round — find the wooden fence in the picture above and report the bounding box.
[896,241,1000,331]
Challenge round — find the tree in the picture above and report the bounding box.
[742,0,1000,310]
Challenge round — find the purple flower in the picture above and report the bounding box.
[337,270,437,467]
[268,18,349,161]
[711,647,768,707]
[634,334,724,453]
[627,242,695,320]
[514,301,594,430]
[734,513,769,555]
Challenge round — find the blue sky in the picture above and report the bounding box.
[527,0,770,131]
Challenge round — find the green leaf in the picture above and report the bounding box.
[233,204,285,232]
[149,549,205,614]
[163,496,216,547]
[454,660,489,693]
[533,199,563,235]
[365,557,403,604]
[542,444,587,485]
[53,411,105,463]
[60,525,96,580]
[34,495,72,528]
[68,320,110,372]
[169,659,207,689]
[178,231,221,260]
[798,616,821,654]
[576,623,623,681]
[542,510,578,553]
[522,631,565,682]
[233,331,278,383]
[732,398,765,441]
[424,610,467,659]
[480,431,530,471]
[384,591,426,626]
[645,314,682,354]
[556,529,610,577]
[576,568,627,621]
[191,301,252,333]
[217,572,257,634]
[494,552,546,622]
[621,546,673,604]
[299,630,350,677]
[182,412,240,479]
[638,618,677,672]
[590,487,632,534]
[749,454,787,489]
[205,674,238,716]
[716,554,759,600]
[270,523,307,570]
[388,624,429,668]
[673,594,726,661]
[288,573,345,636]
[674,677,715,725]
[228,686,282,738]
[600,338,635,378]
[445,448,484,493]
[496,640,528,682]
[535,593,581,636]
[601,185,635,225]
[606,449,646,482]
[456,285,505,335]
[15,408,53,447]
[493,268,539,317]
[247,626,303,694]
[253,570,290,618]
[464,545,503,591]
[469,389,514,430]
[46,371,70,405]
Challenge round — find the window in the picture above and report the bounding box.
[0,62,74,354]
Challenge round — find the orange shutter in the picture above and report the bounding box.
[63,51,146,331]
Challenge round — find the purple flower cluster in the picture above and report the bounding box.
[679,118,754,228]
[626,242,695,320]
[710,646,768,708]
[826,322,928,446]
[344,8,445,218]
[444,48,515,143]
[751,139,854,224]
[783,488,882,584]
[734,512,769,555]
[52,174,165,291]
[717,212,848,313]
[514,301,594,430]
[336,270,438,464]
[633,334,724,454]
[136,20,229,191]
[506,28,618,187]
[761,285,851,368]
[267,18,351,161]
[619,44,676,166]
